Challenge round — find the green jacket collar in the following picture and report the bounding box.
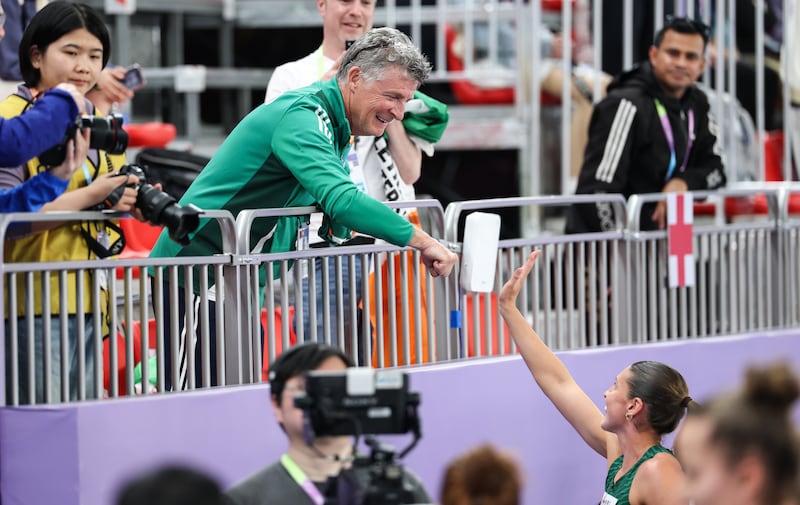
[315,78,351,154]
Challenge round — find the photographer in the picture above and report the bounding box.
[225,342,431,505]
[0,109,89,213]
[0,82,87,167]
[1,2,140,405]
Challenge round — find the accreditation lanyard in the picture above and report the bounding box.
[281,453,326,505]
[654,98,694,181]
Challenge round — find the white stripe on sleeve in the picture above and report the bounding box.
[595,99,637,183]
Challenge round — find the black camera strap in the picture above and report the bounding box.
[81,152,127,259]
[81,219,126,258]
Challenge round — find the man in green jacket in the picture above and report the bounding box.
[149,27,457,390]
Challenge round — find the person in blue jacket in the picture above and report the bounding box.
[0,0,89,213]
[0,83,89,213]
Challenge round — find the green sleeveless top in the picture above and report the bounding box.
[601,445,672,505]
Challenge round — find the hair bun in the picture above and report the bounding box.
[743,362,800,413]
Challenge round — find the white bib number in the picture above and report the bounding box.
[600,492,619,505]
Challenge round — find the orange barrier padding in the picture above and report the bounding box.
[261,306,297,381]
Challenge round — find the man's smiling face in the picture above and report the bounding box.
[344,64,417,137]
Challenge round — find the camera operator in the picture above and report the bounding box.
[224,342,432,505]
[1,2,142,405]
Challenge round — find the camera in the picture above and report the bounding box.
[294,369,426,505]
[39,114,129,167]
[117,164,201,245]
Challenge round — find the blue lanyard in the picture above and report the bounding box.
[654,98,694,181]
[81,162,93,185]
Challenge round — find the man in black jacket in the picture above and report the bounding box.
[566,16,726,233]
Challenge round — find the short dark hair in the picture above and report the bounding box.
[268,342,354,405]
[653,15,711,49]
[19,2,111,87]
[116,466,222,505]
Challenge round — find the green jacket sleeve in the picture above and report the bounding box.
[271,103,414,247]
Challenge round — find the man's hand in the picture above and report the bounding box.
[408,227,458,278]
[652,178,689,229]
[53,83,87,115]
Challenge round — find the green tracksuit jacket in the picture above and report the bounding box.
[149,78,415,292]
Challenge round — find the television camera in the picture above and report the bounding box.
[294,368,427,505]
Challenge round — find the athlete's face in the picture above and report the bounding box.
[675,416,757,505]
[344,64,417,137]
[29,28,103,94]
[601,367,635,432]
[649,29,705,100]
[318,0,375,51]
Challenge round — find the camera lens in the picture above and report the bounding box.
[135,184,200,245]
[38,114,129,166]
[83,116,128,154]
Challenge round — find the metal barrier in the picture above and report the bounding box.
[627,189,782,342]
[6,186,800,405]
[775,184,800,328]
[0,210,236,406]
[442,188,796,359]
[235,200,448,375]
[443,194,629,360]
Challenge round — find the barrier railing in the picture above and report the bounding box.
[235,200,448,376]
[0,210,236,406]
[627,189,782,341]
[6,186,800,405]
[443,194,629,360]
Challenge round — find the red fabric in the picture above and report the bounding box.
[115,220,164,279]
[123,122,177,148]
[261,306,297,381]
[104,318,157,395]
[464,292,512,357]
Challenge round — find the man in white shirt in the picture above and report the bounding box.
[266,0,428,358]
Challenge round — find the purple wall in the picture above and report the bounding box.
[2,331,800,505]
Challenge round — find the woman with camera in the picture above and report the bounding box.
[0,1,141,404]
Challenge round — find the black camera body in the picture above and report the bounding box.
[117,164,201,245]
[294,369,425,505]
[39,114,129,167]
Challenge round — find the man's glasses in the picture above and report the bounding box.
[343,42,391,67]
[0,13,6,28]
[665,15,711,39]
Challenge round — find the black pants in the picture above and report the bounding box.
[152,277,218,391]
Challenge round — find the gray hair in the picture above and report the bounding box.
[335,27,431,86]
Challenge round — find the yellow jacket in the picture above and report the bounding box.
[1,91,126,329]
